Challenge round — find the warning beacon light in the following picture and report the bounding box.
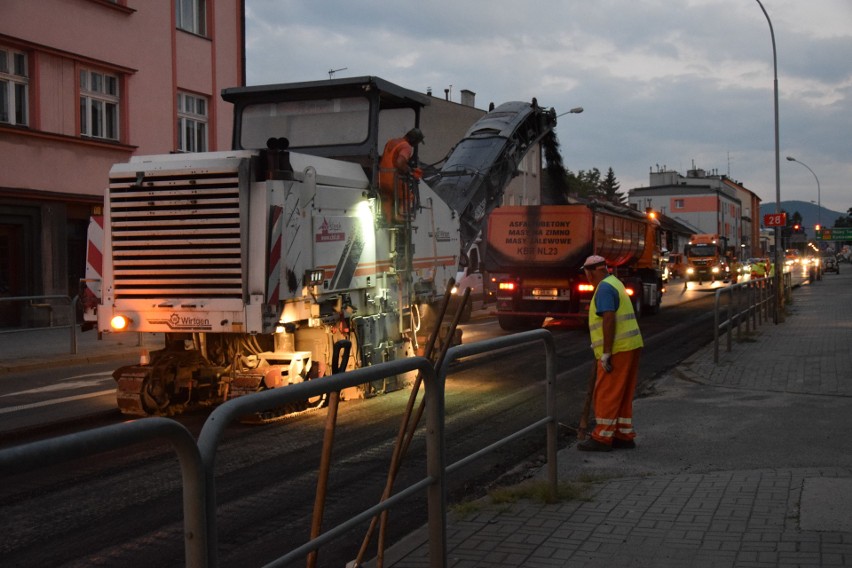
[110,314,132,331]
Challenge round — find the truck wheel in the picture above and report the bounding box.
[459,301,473,323]
[632,295,643,319]
[643,294,660,315]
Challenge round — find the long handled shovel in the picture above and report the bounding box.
[307,339,351,568]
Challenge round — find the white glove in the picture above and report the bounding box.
[601,353,613,373]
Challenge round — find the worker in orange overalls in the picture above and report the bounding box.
[578,255,644,452]
[378,128,424,222]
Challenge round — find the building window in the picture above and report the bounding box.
[177,0,207,36]
[0,48,28,126]
[177,92,208,152]
[674,199,685,209]
[80,69,119,140]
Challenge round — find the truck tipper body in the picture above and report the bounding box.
[484,203,663,330]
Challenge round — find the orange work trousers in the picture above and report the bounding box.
[591,348,642,445]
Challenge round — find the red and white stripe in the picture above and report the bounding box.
[267,206,283,304]
[82,216,104,321]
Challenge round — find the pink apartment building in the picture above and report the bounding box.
[0,0,244,326]
[628,167,763,259]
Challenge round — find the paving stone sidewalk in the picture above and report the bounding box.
[378,269,852,567]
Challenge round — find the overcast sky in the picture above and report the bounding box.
[244,0,852,217]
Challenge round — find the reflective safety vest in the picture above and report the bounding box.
[589,275,644,358]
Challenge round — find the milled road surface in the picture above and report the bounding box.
[0,285,739,567]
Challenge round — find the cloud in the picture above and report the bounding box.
[244,0,852,213]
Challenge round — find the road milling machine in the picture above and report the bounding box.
[89,76,557,419]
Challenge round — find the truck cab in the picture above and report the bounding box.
[685,234,727,284]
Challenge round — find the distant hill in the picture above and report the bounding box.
[759,201,848,232]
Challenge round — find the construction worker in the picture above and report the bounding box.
[378,128,424,222]
[751,258,766,280]
[578,255,644,452]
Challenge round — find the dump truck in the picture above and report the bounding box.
[685,233,729,284]
[484,202,664,330]
[90,76,557,418]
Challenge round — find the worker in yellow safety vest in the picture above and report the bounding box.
[578,255,644,452]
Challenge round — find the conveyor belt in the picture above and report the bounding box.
[429,100,557,250]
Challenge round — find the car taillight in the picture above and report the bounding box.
[577,283,595,293]
[499,281,516,292]
[625,287,635,296]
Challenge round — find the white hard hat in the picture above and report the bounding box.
[582,255,607,269]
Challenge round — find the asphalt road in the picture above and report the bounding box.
[0,275,794,567]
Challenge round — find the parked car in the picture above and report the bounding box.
[823,256,839,274]
[667,253,686,278]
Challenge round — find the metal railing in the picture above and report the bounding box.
[0,417,207,566]
[0,328,560,568]
[0,295,77,354]
[0,293,144,355]
[712,272,792,363]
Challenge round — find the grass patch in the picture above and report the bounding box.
[735,330,759,343]
[489,479,593,505]
[449,476,619,520]
[449,500,483,519]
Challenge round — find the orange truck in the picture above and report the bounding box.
[685,234,729,284]
[484,202,664,330]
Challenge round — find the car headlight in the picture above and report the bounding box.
[686,267,695,275]
[712,267,720,274]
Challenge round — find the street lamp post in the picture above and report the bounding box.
[556,107,584,118]
[786,156,821,228]
[754,0,783,324]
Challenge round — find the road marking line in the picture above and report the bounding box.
[1,377,113,397]
[0,390,115,415]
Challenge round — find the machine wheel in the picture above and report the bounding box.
[140,375,171,414]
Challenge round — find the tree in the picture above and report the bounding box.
[540,130,569,204]
[599,167,626,205]
[834,208,852,228]
[791,211,803,231]
[538,134,625,206]
[567,168,602,199]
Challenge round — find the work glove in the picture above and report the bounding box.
[600,353,613,373]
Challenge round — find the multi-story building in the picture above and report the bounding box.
[1,2,546,328]
[628,167,763,258]
[0,0,245,326]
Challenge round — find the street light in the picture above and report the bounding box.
[786,156,821,228]
[556,107,584,118]
[754,0,783,324]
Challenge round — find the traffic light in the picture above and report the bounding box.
[815,224,821,232]
[793,224,800,232]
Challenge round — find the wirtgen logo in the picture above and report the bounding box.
[149,313,213,330]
